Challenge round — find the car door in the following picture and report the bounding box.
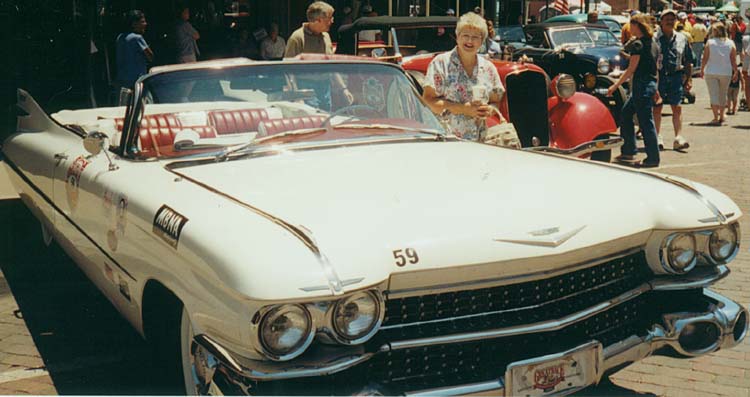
[513,28,554,75]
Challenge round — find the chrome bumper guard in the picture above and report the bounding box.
[526,136,623,157]
[196,286,747,396]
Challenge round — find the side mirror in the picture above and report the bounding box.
[83,131,119,171]
[83,131,106,155]
[118,88,133,106]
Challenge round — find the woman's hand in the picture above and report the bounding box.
[606,84,618,97]
[462,102,492,118]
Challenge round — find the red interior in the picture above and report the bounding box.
[259,115,327,137]
[114,110,427,157]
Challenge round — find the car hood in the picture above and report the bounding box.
[173,141,738,297]
[577,46,627,68]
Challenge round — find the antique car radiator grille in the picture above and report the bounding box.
[380,251,652,341]
[505,70,549,147]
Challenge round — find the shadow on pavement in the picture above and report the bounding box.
[0,199,176,395]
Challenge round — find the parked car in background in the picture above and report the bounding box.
[513,22,628,125]
[339,16,622,161]
[545,13,624,39]
[4,57,748,396]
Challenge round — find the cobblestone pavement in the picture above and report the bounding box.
[0,79,747,395]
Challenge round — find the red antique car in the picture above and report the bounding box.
[337,16,622,161]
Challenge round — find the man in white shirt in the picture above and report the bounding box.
[260,23,286,60]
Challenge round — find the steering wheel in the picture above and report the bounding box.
[318,104,382,128]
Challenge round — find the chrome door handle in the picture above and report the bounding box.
[54,153,68,160]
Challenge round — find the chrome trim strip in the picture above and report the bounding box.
[495,225,586,247]
[387,246,643,298]
[404,380,505,396]
[659,176,728,225]
[300,278,365,292]
[525,136,623,156]
[168,168,348,294]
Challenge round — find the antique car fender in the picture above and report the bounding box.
[547,92,617,149]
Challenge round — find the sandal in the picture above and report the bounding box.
[708,120,722,126]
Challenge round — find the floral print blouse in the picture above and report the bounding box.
[425,48,505,140]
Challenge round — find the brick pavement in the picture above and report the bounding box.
[605,79,750,397]
[0,79,747,395]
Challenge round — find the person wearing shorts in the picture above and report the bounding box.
[742,34,749,110]
[654,10,694,151]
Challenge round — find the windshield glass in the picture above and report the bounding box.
[549,27,594,48]
[496,25,525,43]
[134,63,444,158]
[588,28,619,46]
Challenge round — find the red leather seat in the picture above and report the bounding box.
[209,109,269,135]
[116,114,217,157]
[259,115,327,137]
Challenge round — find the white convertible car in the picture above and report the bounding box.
[2,57,747,395]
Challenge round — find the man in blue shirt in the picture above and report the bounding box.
[115,10,154,89]
[653,10,694,151]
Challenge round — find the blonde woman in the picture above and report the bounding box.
[422,12,505,140]
[607,14,660,167]
[701,22,738,125]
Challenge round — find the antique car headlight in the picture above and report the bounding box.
[259,304,314,360]
[552,74,576,99]
[597,58,610,74]
[708,224,740,263]
[332,291,382,343]
[661,233,697,274]
[584,73,597,89]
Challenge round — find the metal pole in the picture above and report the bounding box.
[389,0,393,16]
[481,0,485,13]
[457,0,460,14]
[427,0,430,16]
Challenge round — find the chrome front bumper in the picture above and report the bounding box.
[195,287,747,396]
[527,136,623,158]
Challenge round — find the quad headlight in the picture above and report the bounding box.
[332,291,382,343]
[597,58,610,74]
[708,224,740,264]
[259,304,313,360]
[662,232,697,274]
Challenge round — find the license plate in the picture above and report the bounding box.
[505,341,603,397]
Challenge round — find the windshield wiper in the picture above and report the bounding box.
[213,123,447,161]
[333,123,447,139]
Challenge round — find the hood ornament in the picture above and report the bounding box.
[495,225,586,248]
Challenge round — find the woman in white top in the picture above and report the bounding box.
[701,22,738,125]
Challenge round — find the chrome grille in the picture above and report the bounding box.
[366,292,661,391]
[381,251,652,341]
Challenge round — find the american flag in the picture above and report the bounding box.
[553,0,569,14]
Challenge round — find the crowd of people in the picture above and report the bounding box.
[113,1,748,170]
[609,8,748,168]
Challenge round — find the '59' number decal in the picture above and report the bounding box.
[393,248,419,267]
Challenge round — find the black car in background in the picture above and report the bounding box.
[512,23,628,125]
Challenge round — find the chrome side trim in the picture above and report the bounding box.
[404,380,505,396]
[525,136,623,157]
[658,176,727,225]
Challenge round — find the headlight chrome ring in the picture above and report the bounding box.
[661,232,697,274]
[259,304,314,361]
[552,74,576,99]
[597,58,610,74]
[708,224,740,264]
[331,290,383,345]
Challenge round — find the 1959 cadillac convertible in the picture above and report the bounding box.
[2,58,747,395]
